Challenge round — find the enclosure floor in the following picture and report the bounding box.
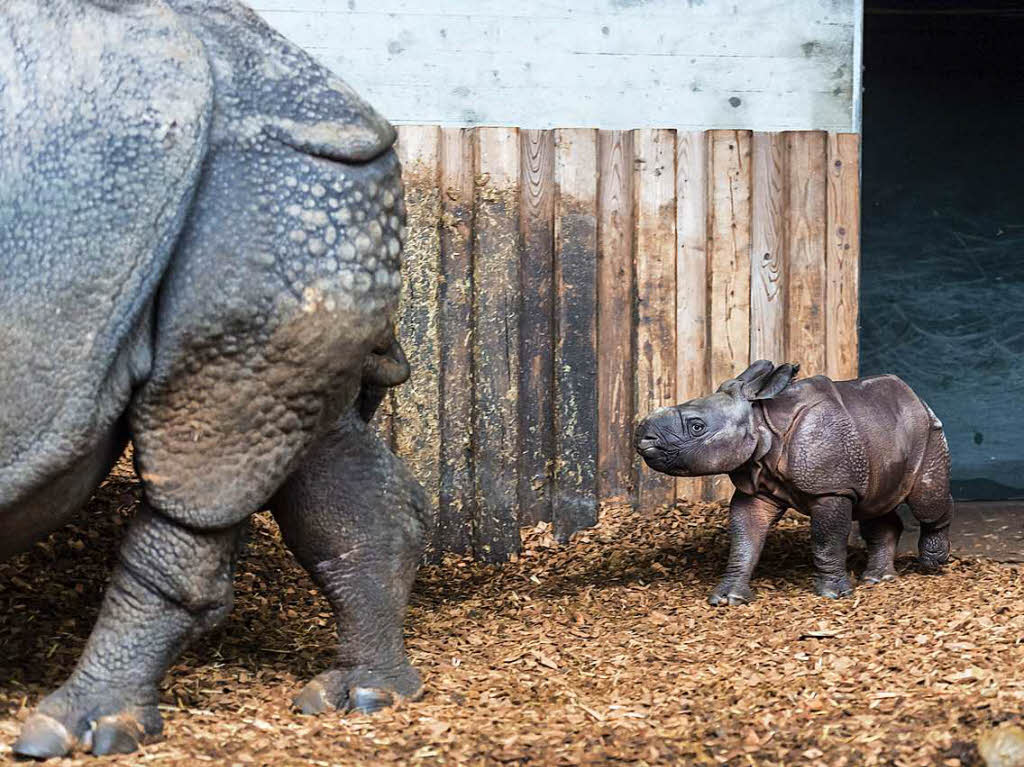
[1,466,1021,766]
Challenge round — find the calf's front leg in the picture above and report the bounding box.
[809,496,854,598]
[709,492,785,606]
[270,412,431,715]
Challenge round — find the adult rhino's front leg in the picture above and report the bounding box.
[14,509,244,758]
[270,411,431,715]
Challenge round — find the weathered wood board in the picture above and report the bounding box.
[633,129,677,510]
[518,129,555,526]
[785,131,828,378]
[393,126,442,548]
[707,130,752,501]
[552,129,599,542]
[437,127,475,555]
[674,131,710,504]
[596,130,635,507]
[826,134,861,381]
[471,127,521,561]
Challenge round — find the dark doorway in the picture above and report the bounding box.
[860,2,1024,500]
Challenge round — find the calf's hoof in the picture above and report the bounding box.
[918,532,950,571]
[708,582,754,606]
[814,575,853,599]
[861,567,897,585]
[294,663,422,716]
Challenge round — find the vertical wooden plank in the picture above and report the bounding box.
[472,127,521,561]
[708,130,752,501]
[675,131,710,504]
[518,130,555,525]
[633,129,678,510]
[437,127,475,555]
[552,129,599,541]
[750,132,787,363]
[393,126,442,537]
[597,130,635,507]
[784,131,828,377]
[826,133,861,381]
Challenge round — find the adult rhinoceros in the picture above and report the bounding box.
[1,0,430,757]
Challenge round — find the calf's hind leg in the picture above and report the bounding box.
[271,411,431,715]
[809,496,854,598]
[907,428,954,570]
[859,510,902,584]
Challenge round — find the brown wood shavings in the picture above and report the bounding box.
[1,463,1021,765]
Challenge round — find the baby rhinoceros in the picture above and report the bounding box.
[635,361,953,605]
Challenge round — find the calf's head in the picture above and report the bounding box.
[634,360,799,477]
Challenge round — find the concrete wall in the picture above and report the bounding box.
[253,0,863,132]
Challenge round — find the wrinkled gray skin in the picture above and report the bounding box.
[1,0,431,758]
[636,361,953,605]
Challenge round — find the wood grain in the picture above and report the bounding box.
[633,129,677,510]
[707,130,752,501]
[472,127,522,561]
[675,130,710,503]
[784,131,828,377]
[437,127,475,555]
[518,130,556,525]
[393,125,442,545]
[597,130,635,507]
[750,132,787,364]
[826,133,861,381]
[552,128,599,541]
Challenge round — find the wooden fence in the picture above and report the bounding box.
[379,126,861,562]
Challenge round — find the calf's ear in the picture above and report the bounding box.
[717,359,773,395]
[735,360,775,383]
[744,363,800,400]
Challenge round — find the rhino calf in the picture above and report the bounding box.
[635,361,954,604]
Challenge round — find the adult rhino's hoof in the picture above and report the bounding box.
[293,664,422,716]
[708,582,754,606]
[814,575,854,599]
[861,567,897,585]
[12,713,75,759]
[86,714,144,756]
[349,687,395,714]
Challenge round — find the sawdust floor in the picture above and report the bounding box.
[1,466,1021,766]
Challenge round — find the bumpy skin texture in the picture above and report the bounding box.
[0,0,211,557]
[2,1,421,759]
[635,362,954,604]
[132,0,405,529]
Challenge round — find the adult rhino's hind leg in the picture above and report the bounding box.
[859,510,903,584]
[908,424,954,570]
[270,411,431,715]
[14,508,244,759]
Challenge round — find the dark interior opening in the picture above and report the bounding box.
[860,1,1024,500]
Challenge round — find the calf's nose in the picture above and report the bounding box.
[634,425,662,457]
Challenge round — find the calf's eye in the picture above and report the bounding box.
[689,420,706,436]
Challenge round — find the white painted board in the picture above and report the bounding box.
[253,0,862,132]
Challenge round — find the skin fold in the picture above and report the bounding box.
[635,361,954,605]
[1,0,426,758]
